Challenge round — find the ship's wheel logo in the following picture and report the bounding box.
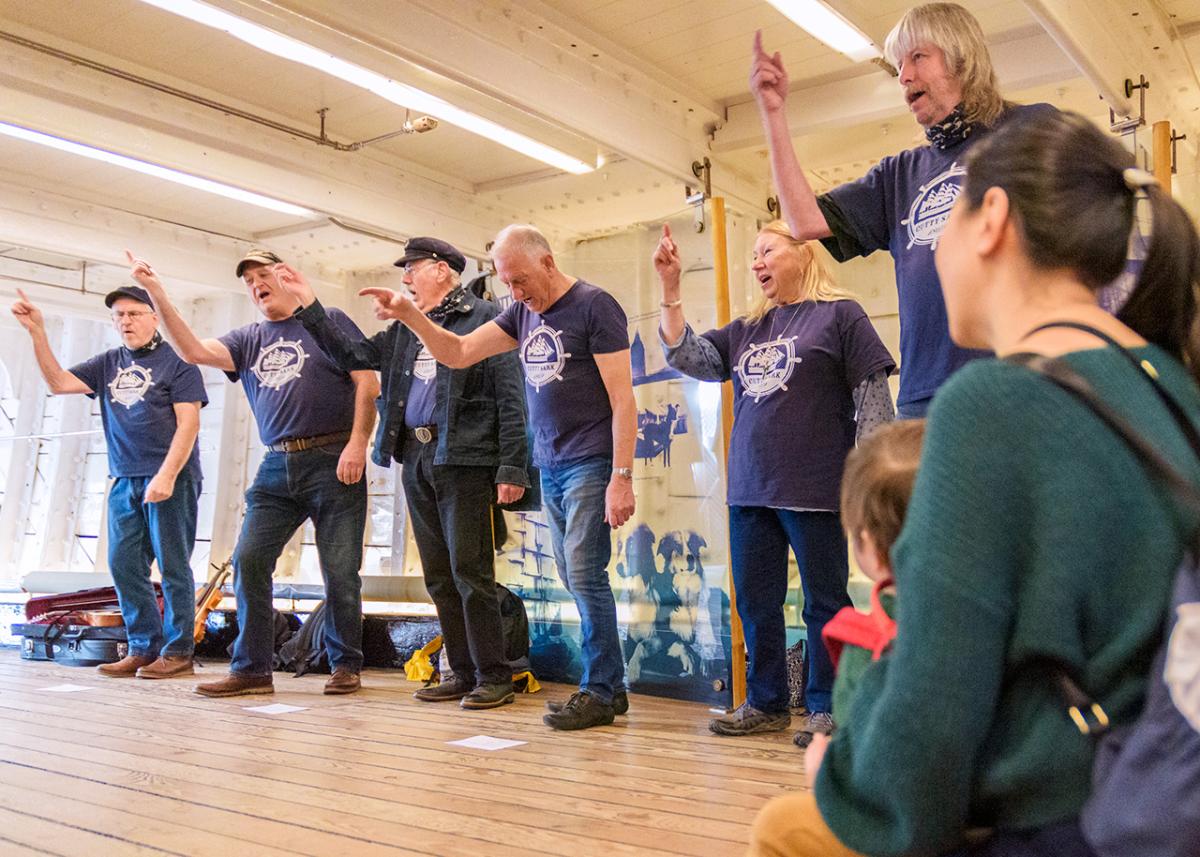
[108,364,154,408]
[520,324,571,391]
[902,162,966,250]
[252,338,308,390]
[735,337,802,402]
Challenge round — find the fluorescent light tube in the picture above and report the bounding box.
[137,0,594,174]
[0,121,314,216]
[766,0,880,62]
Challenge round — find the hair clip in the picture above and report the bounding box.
[1122,168,1158,191]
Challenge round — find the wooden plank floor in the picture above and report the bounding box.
[0,651,806,856]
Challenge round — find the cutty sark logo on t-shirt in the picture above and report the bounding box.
[903,162,966,250]
[735,337,802,402]
[108,364,154,408]
[520,324,571,391]
[413,345,436,383]
[252,338,308,390]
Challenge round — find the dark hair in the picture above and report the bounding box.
[962,110,1200,381]
[840,420,926,561]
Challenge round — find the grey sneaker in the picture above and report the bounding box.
[793,711,835,747]
[709,702,791,736]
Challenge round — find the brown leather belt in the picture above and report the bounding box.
[406,425,438,444]
[268,430,352,454]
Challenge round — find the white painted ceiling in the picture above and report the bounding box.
[1,0,1198,283]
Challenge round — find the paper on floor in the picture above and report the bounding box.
[244,703,308,715]
[447,735,527,751]
[40,684,94,693]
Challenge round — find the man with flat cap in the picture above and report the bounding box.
[126,248,378,697]
[278,237,532,710]
[11,283,206,679]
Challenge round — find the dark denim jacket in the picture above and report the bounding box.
[294,298,530,492]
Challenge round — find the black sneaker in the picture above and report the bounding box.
[413,673,473,702]
[542,690,615,731]
[793,711,835,747]
[546,688,629,716]
[708,701,791,736]
[460,682,515,710]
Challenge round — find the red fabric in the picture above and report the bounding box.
[821,577,897,669]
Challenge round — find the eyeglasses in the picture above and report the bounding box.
[403,260,435,275]
[111,309,155,320]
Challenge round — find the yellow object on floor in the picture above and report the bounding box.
[513,670,541,693]
[404,635,442,682]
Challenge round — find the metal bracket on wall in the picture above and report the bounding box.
[1110,75,1149,133]
[1172,131,1188,174]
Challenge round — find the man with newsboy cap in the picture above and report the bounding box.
[11,283,206,679]
[278,237,532,710]
[125,248,379,697]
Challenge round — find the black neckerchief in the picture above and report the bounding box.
[128,330,163,356]
[925,104,973,150]
[426,285,468,322]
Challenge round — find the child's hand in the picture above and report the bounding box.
[804,732,830,790]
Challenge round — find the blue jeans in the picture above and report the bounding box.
[728,507,850,714]
[230,447,366,676]
[107,474,200,658]
[541,455,624,704]
[897,397,932,419]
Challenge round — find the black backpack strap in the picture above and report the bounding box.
[1007,352,1200,736]
[1022,321,1200,459]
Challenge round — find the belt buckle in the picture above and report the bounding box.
[414,426,433,444]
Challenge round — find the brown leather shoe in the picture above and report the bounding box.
[97,654,156,677]
[136,655,194,679]
[195,672,274,697]
[324,668,361,695]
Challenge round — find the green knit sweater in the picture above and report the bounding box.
[815,346,1200,856]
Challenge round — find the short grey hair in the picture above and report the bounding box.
[884,3,1007,127]
[493,224,554,261]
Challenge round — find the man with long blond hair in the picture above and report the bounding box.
[655,220,895,746]
[751,2,1056,418]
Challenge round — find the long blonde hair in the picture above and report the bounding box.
[884,3,1008,128]
[745,221,851,323]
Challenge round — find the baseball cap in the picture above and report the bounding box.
[236,248,283,278]
[104,286,154,308]
[393,237,466,274]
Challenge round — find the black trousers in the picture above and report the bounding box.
[401,440,509,685]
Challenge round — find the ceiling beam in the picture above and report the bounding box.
[1022,0,1200,160]
[252,0,771,217]
[712,27,1081,152]
[0,37,509,256]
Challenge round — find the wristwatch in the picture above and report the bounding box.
[612,466,633,480]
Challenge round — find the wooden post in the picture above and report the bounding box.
[1153,120,1173,193]
[709,196,747,708]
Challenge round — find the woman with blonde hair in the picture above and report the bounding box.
[655,220,895,744]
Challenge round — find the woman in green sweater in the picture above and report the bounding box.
[749,110,1200,856]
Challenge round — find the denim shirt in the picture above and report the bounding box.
[294,298,530,489]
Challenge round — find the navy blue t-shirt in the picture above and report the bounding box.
[70,339,207,480]
[702,300,894,509]
[404,342,437,428]
[494,280,629,467]
[821,103,1057,406]
[219,310,364,446]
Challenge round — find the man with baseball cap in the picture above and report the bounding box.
[279,236,532,710]
[11,283,207,679]
[126,247,379,697]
